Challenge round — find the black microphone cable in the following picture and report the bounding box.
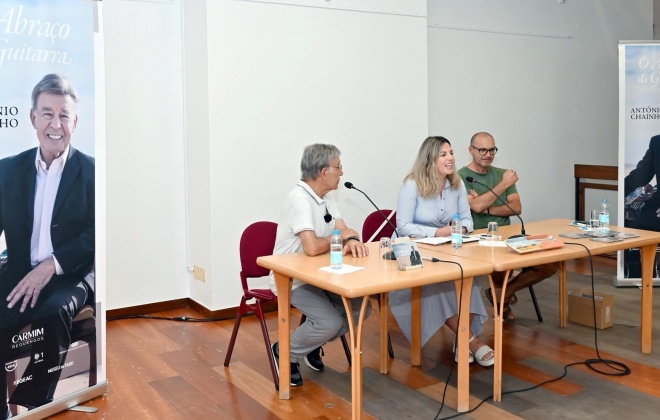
[464,176,526,237]
[108,314,236,322]
[344,181,399,238]
[428,259,465,420]
[434,243,630,420]
[563,242,631,376]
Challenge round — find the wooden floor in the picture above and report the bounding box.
[48,256,660,419]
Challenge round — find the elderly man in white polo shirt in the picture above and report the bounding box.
[269,143,371,387]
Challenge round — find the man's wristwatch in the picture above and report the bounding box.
[344,236,360,244]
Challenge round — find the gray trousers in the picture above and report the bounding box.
[289,283,372,362]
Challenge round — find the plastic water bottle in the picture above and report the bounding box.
[599,198,610,233]
[451,214,463,249]
[330,230,343,269]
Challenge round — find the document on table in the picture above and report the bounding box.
[414,235,481,246]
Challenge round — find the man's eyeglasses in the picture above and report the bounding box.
[472,147,498,156]
[326,164,343,170]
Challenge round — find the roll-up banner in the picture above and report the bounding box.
[618,42,660,287]
[0,1,107,418]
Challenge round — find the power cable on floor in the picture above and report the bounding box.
[435,243,630,419]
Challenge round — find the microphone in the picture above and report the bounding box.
[464,176,526,238]
[344,181,399,259]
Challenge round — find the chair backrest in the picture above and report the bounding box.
[239,221,278,284]
[362,209,397,243]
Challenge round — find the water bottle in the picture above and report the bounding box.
[599,198,610,233]
[330,230,343,269]
[451,214,463,249]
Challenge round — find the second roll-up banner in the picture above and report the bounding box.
[618,41,660,287]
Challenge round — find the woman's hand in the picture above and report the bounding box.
[434,226,452,237]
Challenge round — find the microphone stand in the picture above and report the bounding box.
[465,177,526,238]
[344,182,399,259]
[345,182,398,238]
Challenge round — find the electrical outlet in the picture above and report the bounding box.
[193,265,206,282]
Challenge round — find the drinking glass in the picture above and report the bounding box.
[589,209,599,229]
[487,222,499,241]
[379,237,393,259]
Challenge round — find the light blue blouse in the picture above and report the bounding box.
[396,178,474,238]
[390,177,486,347]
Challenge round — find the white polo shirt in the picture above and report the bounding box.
[269,180,342,294]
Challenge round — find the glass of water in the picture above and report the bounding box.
[487,222,499,241]
[379,237,393,259]
[589,209,599,230]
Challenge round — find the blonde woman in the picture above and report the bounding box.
[390,136,494,367]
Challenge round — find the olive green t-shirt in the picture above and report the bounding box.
[458,166,518,230]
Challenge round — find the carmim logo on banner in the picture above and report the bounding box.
[11,327,44,349]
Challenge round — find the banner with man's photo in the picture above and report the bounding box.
[618,42,660,287]
[0,0,106,418]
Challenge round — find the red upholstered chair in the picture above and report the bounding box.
[361,209,396,359]
[224,221,351,391]
[362,209,398,243]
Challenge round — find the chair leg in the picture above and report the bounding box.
[224,297,280,390]
[223,297,248,367]
[254,300,279,391]
[528,285,543,322]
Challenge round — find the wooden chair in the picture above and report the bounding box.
[361,209,396,358]
[223,221,351,391]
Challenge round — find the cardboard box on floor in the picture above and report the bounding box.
[568,288,614,329]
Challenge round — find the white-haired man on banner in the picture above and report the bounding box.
[0,74,95,417]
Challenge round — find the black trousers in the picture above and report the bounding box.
[1,272,90,413]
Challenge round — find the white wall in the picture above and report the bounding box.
[103,0,188,310]
[428,0,652,226]
[201,0,429,309]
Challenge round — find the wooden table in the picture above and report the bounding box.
[420,218,660,403]
[257,241,493,418]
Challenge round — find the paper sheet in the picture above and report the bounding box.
[319,264,366,274]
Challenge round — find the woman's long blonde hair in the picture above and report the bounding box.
[404,136,461,198]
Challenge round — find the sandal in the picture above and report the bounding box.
[503,305,516,322]
[485,288,517,306]
[472,337,495,367]
[453,340,474,364]
[485,288,516,321]
[509,293,518,305]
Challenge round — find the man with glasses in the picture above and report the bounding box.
[458,132,558,321]
[268,143,370,386]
